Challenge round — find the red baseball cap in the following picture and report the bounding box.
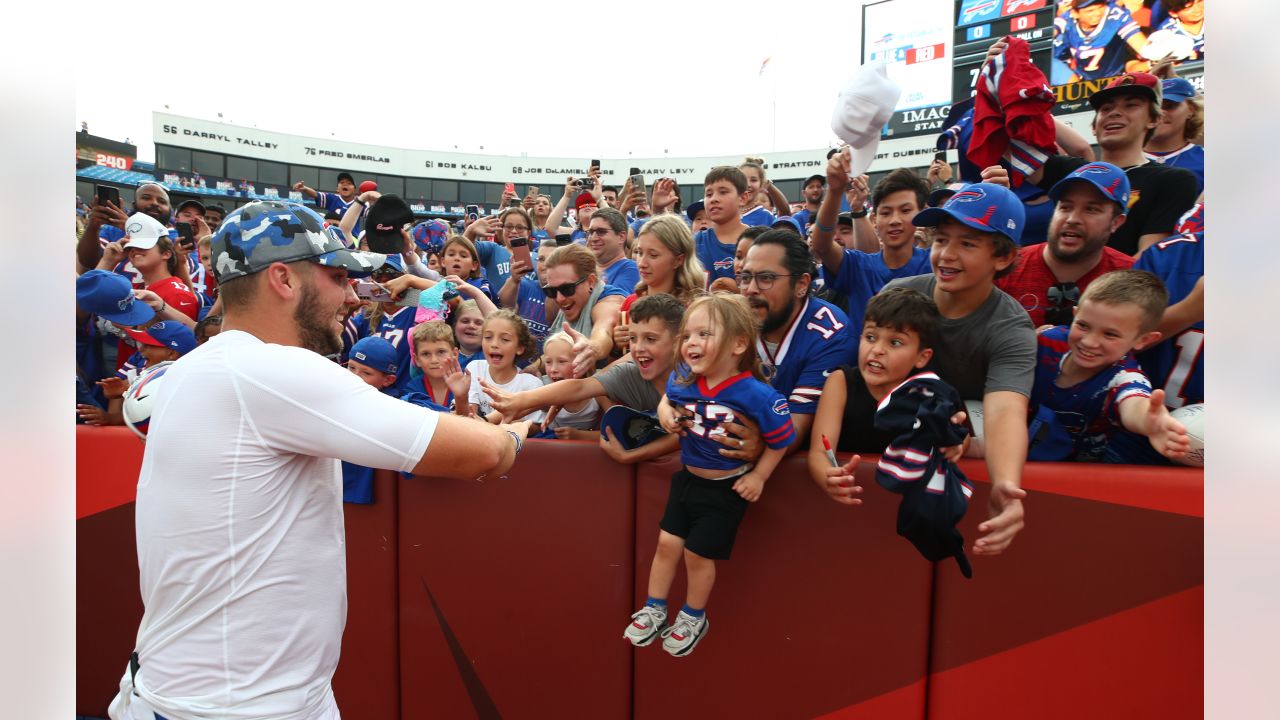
[1088,72,1162,110]
[575,192,597,211]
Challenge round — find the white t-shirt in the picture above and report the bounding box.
[118,330,439,720]
[467,359,546,423]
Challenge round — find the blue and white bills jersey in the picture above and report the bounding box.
[475,240,512,293]
[758,296,858,415]
[516,276,552,355]
[1158,15,1203,60]
[349,306,420,392]
[666,370,795,471]
[1145,144,1204,195]
[741,206,777,228]
[1053,4,1144,80]
[694,227,738,284]
[315,191,353,218]
[1032,326,1152,461]
[1133,232,1203,408]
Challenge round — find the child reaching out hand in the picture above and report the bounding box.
[466,310,545,425]
[626,293,795,658]
[540,331,602,439]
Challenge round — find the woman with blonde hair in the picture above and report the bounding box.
[613,214,707,352]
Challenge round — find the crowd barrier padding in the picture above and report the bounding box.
[396,441,635,719]
[77,428,1203,719]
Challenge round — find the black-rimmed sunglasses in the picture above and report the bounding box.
[541,276,589,299]
[1044,282,1080,326]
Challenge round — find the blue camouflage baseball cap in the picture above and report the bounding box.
[1048,161,1131,213]
[911,182,1025,245]
[210,201,387,283]
[348,336,399,375]
[76,270,157,326]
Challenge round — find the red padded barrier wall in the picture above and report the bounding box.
[925,461,1204,720]
[396,440,634,719]
[632,454,934,720]
[78,426,1204,719]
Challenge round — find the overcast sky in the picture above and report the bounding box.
[76,0,876,162]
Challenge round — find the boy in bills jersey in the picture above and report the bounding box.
[1158,0,1204,61]
[1024,270,1188,462]
[1105,232,1202,463]
[626,294,795,658]
[1052,0,1150,84]
[695,167,754,285]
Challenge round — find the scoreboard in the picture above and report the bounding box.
[862,0,955,137]
[950,0,1056,104]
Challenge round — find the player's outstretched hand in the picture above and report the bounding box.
[732,472,766,503]
[822,457,863,506]
[1145,389,1190,459]
[973,481,1027,556]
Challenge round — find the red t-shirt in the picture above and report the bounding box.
[996,243,1134,327]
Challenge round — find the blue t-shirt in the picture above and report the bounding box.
[1052,5,1143,82]
[475,240,512,293]
[741,206,777,228]
[666,369,795,471]
[1146,144,1205,196]
[602,258,640,294]
[1031,326,1152,462]
[694,227,739,284]
[791,208,815,238]
[758,296,858,415]
[349,306,420,392]
[458,348,483,370]
[825,247,931,325]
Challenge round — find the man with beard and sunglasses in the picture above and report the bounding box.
[737,229,857,449]
[108,200,531,720]
[996,162,1135,328]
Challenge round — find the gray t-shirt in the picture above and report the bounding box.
[594,361,662,411]
[883,274,1035,400]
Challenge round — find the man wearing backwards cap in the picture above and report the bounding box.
[109,200,531,720]
[883,182,1037,558]
[997,162,1137,327]
[986,42,1198,256]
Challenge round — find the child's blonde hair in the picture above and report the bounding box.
[1079,269,1169,334]
[542,331,575,353]
[411,320,456,353]
[442,236,483,279]
[483,309,538,363]
[675,292,769,386]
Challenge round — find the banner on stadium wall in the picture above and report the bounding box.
[153,112,946,184]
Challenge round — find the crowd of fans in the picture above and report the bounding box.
[76,37,1203,657]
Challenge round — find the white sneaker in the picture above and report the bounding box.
[660,610,708,657]
[624,604,668,647]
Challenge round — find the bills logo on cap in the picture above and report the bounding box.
[1079,164,1115,176]
[950,188,987,204]
[117,296,133,311]
[127,221,144,234]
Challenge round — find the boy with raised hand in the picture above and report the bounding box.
[1019,269,1189,463]
[883,182,1036,556]
[811,151,933,328]
[694,167,754,285]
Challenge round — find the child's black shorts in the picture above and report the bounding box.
[659,467,750,560]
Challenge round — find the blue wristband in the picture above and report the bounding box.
[815,220,834,233]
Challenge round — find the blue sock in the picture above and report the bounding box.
[646,596,667,609]
[681,604,705,618]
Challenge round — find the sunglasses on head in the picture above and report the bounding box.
[541,276,589,299]
[1044,282,1081,326]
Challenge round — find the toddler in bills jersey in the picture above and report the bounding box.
[1021,270,1188,462]
[625,294,795,658]
[1052,0,1149,84]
